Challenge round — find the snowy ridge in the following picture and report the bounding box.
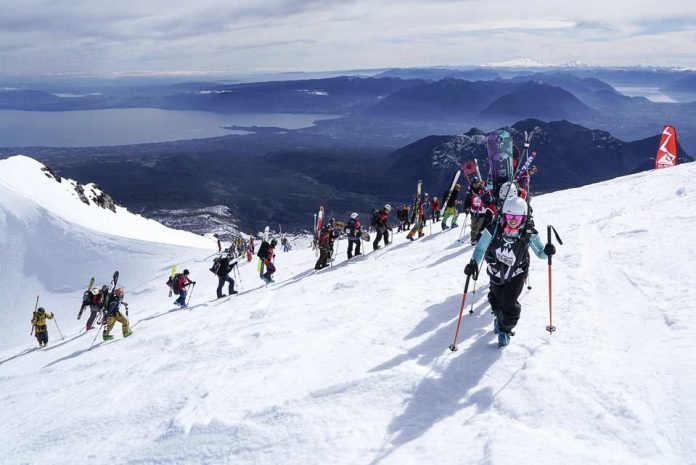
[0,155,215,349]
[1,162,695,465]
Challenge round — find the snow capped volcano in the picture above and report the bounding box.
[484,57,547,68]
[1,158,695,464]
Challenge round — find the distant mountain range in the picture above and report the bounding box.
[7,119,690,233]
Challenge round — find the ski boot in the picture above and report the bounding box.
[230,290,239,295]
[123,331,133,338]
[441,224,449,230]
[86,325,94,331]
[498,331,510,347]
[103,334,114,341]
[452,223,459,228]
[418,232,425,238]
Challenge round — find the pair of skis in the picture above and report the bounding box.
[77,277,96,319]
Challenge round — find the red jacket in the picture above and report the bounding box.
[431,199,440,211]
[264,245,275,264]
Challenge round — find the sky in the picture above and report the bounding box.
[1,0,695,76]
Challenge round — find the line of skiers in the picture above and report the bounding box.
[72,284,133,343]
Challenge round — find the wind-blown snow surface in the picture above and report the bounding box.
[0,155,215,349]
[1,163,695,465]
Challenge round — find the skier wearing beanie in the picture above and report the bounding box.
[31,307,54,347]
[464,196,555,347]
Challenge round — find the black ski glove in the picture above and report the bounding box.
[544,244,556,256]
[464,260,479,280]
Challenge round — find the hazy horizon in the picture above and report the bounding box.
[1,0,695,77]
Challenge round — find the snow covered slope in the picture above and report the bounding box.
[1,162,695,465]
[0,155,215,349]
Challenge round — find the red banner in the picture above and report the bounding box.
[655,125,678,169]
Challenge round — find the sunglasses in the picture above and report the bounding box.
[504,213,525,222]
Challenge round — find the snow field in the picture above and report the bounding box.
[1,159,695,465]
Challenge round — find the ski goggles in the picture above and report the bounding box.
[504,213,525,223]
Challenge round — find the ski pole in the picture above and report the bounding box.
[546,225,563,334]
[468,277,477,315]
[468,260,485,315]
[187,283,196,306]
[30,295,39,335]
[458,213,469,242]
[235,264,244,293]
[53,315,65,340]
[89,317,105,350]
[449,274,472,352]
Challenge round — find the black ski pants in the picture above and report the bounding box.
[347,239,361,258]
[217,274,235,297]
[373,226,389,249]
[487,271,527,334]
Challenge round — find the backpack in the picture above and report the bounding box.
[210,257,223,275]
[257,240,270,259]
[371,209,381,227]
[166,274,181,295]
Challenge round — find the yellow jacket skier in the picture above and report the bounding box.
[31,307,54,347]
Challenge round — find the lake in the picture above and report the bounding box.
[0,109,338,147]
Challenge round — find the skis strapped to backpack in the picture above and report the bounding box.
[409,180,423,224]
[98,271,119,325]
[314,207,324,252]
[440,170,461,218]
[461,159,482,185]
[486,129,514,195]
[77,276,96,320]
[167,265,176,297]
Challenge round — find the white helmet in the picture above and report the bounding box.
[502,196,528,217]
[499,181,518,201]
[384,204,392,212]
[350,212,358,219]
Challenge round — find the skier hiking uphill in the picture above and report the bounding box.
[211,254,239,298]
[262,239,278,283]
[463,177,494,245]
[407,198,427,241]
[372,204,392,250]
[315,219,340,269]
[103,287,132,341]
[396,205,410,232]
[464,196,555,347]
[346,212,363,259]
[441,183,462,230]
[80,286,106,331]
[173,269,195,308]
[431,197,441,222]
[31,307,54,347]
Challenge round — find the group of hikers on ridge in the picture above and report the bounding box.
[28,130,556,349]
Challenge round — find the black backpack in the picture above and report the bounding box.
[370,209,381,226]
[167,275,182,295]
[257,240,270,259]
[210,257,223,275]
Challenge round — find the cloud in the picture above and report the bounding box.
[0,0,695,75]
